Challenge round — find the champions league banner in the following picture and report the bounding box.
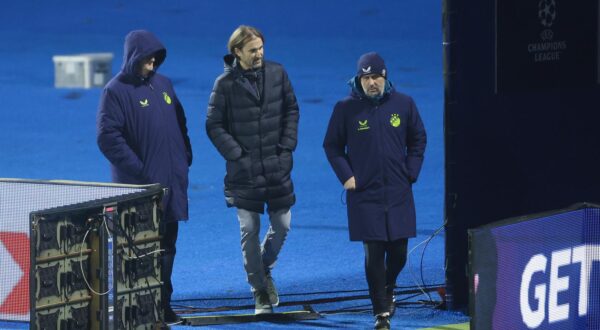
[443,0,600,313]
[496,0,598,92]
[469,204,600,329]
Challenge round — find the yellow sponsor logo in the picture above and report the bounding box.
[139,99,149,107]
[358,120,370,131]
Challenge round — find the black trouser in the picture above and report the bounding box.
[363,238,408,315]
[161,221,179,310]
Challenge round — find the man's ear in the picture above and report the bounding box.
[233,48,242,58]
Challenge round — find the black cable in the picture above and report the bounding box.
[173,286,442,315]
[419,233,435,303]
[172,283,444,303]
[102,208,169,328]
[318,293,425,315]
[417,221,447,307]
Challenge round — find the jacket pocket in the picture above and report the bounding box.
[388,159,411,186]
[277,150,293,175]
[353,176,366,192]
[226,153,253,185]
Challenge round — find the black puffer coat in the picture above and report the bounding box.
[206,55,299,213]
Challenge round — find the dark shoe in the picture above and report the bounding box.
[265,273,279,306]
[164,306,182,324]
[254,290,273,314]
[374,312,391,330]
[386,285,396,316]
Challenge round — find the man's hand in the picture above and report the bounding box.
[343,176,356,190]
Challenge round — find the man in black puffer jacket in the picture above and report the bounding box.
[206,25,299,315]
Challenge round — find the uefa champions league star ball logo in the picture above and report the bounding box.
[538,0,556,28]
[528,0,565,62]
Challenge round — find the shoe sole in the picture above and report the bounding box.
[255,308,274,315]
[271,298,279,307]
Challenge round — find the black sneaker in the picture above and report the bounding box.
[254,290,273,314]
[265,273,279,306]
[374,312,391,330]
[164,306,182,324]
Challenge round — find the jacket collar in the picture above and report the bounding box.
[224,54,267,103]
[348,76,393,104]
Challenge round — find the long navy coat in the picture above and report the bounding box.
[323,79,426,241]
[206,55,299,213]
[97,30,192,222]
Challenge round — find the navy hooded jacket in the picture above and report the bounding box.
[323,77,426,241]
[97,30,192,222]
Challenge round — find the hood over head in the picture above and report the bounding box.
[122,30,166,76]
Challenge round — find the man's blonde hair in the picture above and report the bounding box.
[228,25,264,56]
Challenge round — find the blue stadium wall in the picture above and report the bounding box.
[443,0,600,309]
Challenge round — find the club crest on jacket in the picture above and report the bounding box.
[390,114,401,127]
[163,92,172,104]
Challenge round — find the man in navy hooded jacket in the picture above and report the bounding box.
[97,30,192,323]
[323,52,426,330]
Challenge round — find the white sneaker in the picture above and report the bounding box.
[254,290,273,314]
[266,274,279,307]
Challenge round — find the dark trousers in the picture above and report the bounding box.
[363,238,408,315]
[161,221,179,309]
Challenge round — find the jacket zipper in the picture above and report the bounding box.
[374,105,388,213]
[375,104,391,239]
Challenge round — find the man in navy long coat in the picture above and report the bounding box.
[323,52,426,330]
[96,30,192,324]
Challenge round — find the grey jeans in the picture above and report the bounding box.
[237,208,291,291]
